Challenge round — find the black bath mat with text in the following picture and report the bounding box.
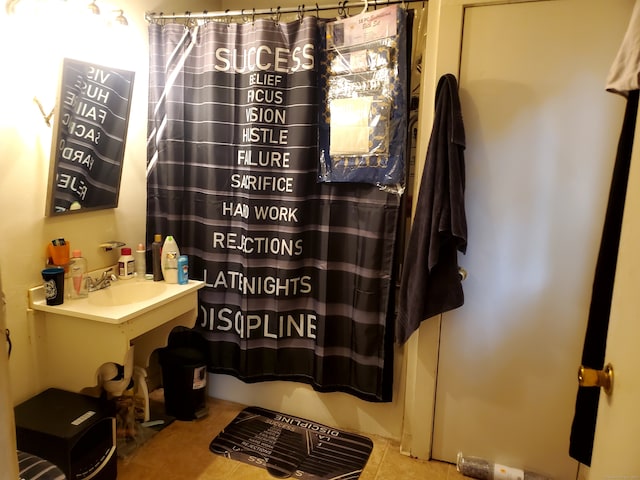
[209,406,373,479]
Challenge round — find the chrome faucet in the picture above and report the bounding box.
[87,268,117,292]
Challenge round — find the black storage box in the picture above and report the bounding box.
[159,328,208,421]
[14,388,116,480]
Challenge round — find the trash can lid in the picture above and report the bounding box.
[159,347,206,366]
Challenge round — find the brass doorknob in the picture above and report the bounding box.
[458,267,468,281]
[578,363,613,395]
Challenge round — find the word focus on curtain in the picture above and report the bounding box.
[147,11,404,401]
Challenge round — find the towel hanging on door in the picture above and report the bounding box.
[395,73,467,344]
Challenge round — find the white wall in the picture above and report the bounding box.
[0,0,151,468]
[0,0,149,405]
[1,265,18,480]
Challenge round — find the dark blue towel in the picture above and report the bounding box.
[396,74,467,344]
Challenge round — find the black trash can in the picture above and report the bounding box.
[159,328,209,421]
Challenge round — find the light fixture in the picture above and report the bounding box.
[114,9,128,26]
[87,0,99,15]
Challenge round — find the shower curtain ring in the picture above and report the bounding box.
[252,8,256,23]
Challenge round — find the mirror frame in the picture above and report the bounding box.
[46,58,135,216]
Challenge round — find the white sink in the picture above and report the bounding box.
[28,272,205,393]
[29,275,204,324]
[89,280,168,306]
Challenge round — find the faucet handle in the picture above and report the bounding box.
[87,267,116,291]
[102,268,117,284]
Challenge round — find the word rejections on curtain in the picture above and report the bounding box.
[146,6,408,402]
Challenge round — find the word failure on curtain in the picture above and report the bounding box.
[147,5,408,402]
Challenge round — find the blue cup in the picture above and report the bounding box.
[42,266,65,305]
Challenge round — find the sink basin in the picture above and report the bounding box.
[29,275,205,324]
[89,281,168,306]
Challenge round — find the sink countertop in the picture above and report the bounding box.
[28,279,205,324]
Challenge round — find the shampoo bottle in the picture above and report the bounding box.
[161,235,180,284]
[151,234,163,281]
[70,250,88,299]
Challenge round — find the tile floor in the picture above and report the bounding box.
[116,395,468,480]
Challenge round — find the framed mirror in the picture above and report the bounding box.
[46,58,135,216]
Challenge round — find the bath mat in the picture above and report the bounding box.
[209,406,373,479]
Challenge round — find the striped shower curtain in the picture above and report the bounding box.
[146,16,400,401]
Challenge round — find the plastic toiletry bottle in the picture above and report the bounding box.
[161,235,180,284]
[177,255,189,285]
[118,247,135,280]
[151,234,163,281]
[70,250,88,299]
[135,243,146,279]
[456,453,551,480]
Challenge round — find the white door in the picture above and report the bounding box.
[426,1,635,478]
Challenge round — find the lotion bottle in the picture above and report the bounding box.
[70,249,88,298]
[151,234,163,281]
[161,235,180,284]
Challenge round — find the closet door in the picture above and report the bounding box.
[429,1,634,478]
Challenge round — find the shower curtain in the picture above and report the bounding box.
[147,16,401,401]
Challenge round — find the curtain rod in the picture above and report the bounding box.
[144,0,424,22]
